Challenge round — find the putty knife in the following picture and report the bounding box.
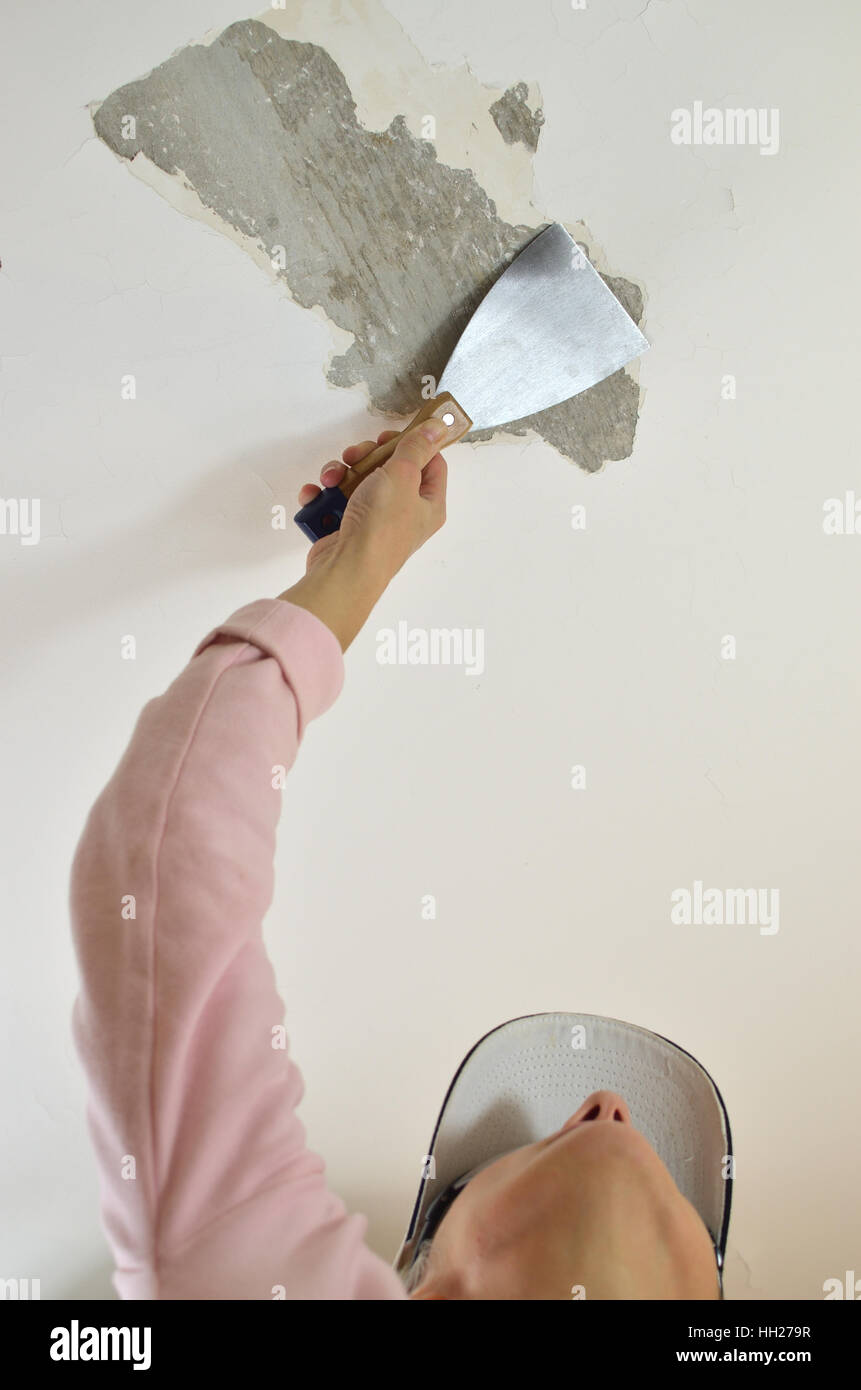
[294,223,648,541]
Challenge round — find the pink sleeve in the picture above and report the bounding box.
[69,598,407,1301]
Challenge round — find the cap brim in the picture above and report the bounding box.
[395,1012,732,1275]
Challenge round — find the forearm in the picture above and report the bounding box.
[279,542,387,652]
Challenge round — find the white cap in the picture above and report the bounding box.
[395,1012,732,1278]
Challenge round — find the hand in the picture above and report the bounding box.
[298,420,448,584]
[279,419,449,651]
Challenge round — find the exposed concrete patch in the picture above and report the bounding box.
[91,1,646,472]
[470,265,643,471]
[490,82,545,152]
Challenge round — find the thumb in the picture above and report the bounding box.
[383,418,448,482]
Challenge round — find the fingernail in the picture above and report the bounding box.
[420,419,448,443]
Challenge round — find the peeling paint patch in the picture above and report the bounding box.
[92,12,645,471]
[490,82,545,152]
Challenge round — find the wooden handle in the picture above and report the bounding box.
[339,393,472,500]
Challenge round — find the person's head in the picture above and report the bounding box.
[404,1090,721,1301]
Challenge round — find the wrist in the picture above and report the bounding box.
[278,545,387,651]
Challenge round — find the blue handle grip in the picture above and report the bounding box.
[293,485,349,542]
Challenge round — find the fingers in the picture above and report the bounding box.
[298,454,351,506]
[297,429,423,506]
[320,460,347,488]
[341,440,375,468]
[307,434,395,499]
[297,459,344,507]
[341,431,398,467]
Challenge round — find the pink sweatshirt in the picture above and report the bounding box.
[70,598,408,1300]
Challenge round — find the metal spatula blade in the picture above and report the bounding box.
[295,223,648,542]
[439,223,649,431]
